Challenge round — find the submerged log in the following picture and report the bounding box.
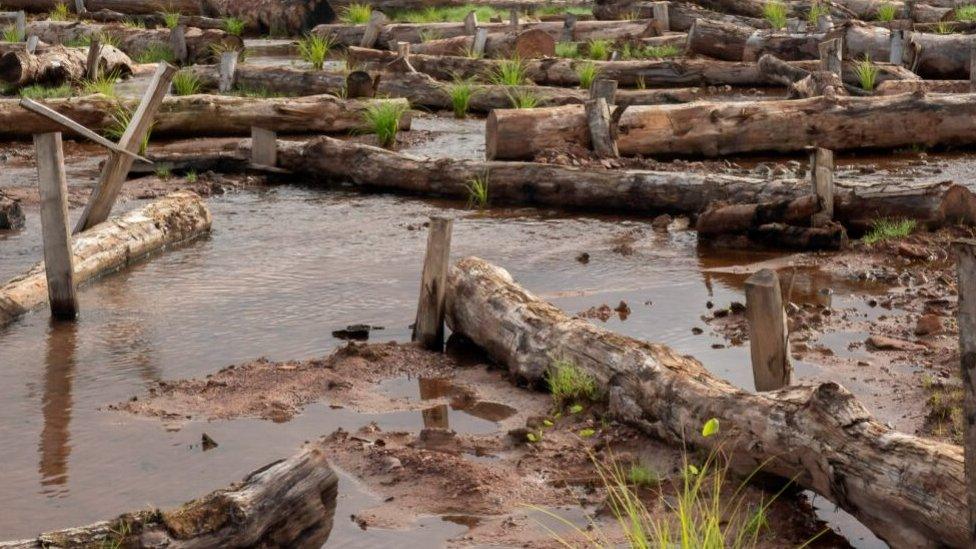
[273,135,976,231]
[0,44,132,87]
[485,93,976,159]
[696,195,818,236]
[446,256,966,548]
[0,192,211,328]
[2,439,337,547]
[0,94,410,138]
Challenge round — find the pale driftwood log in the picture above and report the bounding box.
[345,46,919,88]
[0,44,132,87]
[0,192,211,328]
[413,216,452,351]
[410,28,554,58]
[745,268,792,390]
[1,439,337,548]
[485,93,976,159]
[0,94,411,139]
[908,31,976,78]
[445,256,967,549]
[273,136,976,231]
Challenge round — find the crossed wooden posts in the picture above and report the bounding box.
[21,62,176,321]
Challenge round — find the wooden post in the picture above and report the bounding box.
[953,239,976,546]
[609,50,620,61]
[170,25,187,64]
[651,2,669,35]
[463,10,477,35]
[34,132,78,320]
[74,0,86,14]
[819,38,842,77]
[816,14,833,32]
[473,27,488,56]
[589,78,617,104]
[786,17,801,33]
[810,147,834,227]
[218,50,237,93]
[509,8,518,30]
[413,216,453,351]
[387,41,416,72]
[360,11,387,48]
[744,269,792,391]
[26,34,38,54]
[585,97,618,159]
[15,10,25,41]
[251,127,277,167]
[970,42,976,93]
[85,37,101,80]
[562,14,577,42]
[890,29,904,66]
[74,62,176,233]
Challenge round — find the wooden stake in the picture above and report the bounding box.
[816,13,833,32]
[387,41,416,72]
[170,25,187,64]
[651,2,669,35]
[413,216,453,351]
[361,11,388,48]
[84,36,101,80]
[15,10,25,41]
[744,268,792,391]
[970,42,976,93]
[74,0,86,14]
[74,62,176,234]
[954,238,976,546]
[562,13,577,42]
[589,78,617,104]
[251,127,277,167]
[218,50,237,93]
[890,29,904,66]
[34,132,78,321]
[585,97,618,159]
[810,147,834,227]
[463,10,477,35]
[819,38,842,76]
[26,34,38,54]
[509,8,518,30]
[473,27,488,56]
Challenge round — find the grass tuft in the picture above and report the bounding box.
[862,217,916,244]
[171,70,202,95]
[133,42,175,63]
[298,33,336,70]
[626,463,660,488]
[877,2,898,21]
[80,71,118,96]
[956,4,976,21]
[185,169,198,183]
[223,16,245,36]
[507,87,539,108]
[807,1,830,24]
[105,105,152,155]
[445,75,476,118]
[3,25,24,42]
[586,38,612,61]
[18,83,72,99]
[643,44,680,58]
[50,3,72,21]
[341,3,373,24]
[854,54,879,91]
[575,60,598,89]
[362,101,408,148]
[935,21,955,34]
[546,359,599,407]
[161,10,181,29]
[555,41,580,58]
[487,56,528,86]
[762,0,788,29]
[465,170,489,208]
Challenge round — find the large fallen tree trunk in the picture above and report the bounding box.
[876,79,969,94]
[486,92,976,159]
[184,64,701,111]
[595,0,769,29]
[1,439,337,547]
[446,256,966,548]
[0,0,204,14]
[0,192,211,328]
[346,46,918,87]
[907,31,976,78]
[687,18,824,62]
[273,135,976,231]
[25,20,242,64]
[410,28,554,58]
[0,45,132,87]
[84,9,228,31]
[0,94,409,138]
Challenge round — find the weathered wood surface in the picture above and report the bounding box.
[34,132,79,321]
[485,93,976,159]
[445,256,967,549]
[594,0,768,30]
[1,439,338,548]
[0,44,132,86]
[0,192,211,329]
[0,0,203,14]
[0,94,411,138]
[274,136,976,231]
[346,46,919,87]
[953,239,976,547]
[876,79,969,94]
[25,20,242,64]
[410,28,554,58]
[687,18,824,62]
[413,216,452,351]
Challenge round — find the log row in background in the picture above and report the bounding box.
[0,43,133,86]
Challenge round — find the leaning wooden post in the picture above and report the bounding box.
[589,78,617,104]
[585,97,619,159]
[744,268,792,391]
[651,2,669,35]
[810,147,834,227]
[890,29,904,66]
[251,127,277,167]
[360,11,387,48]
[170,24,187,64]
[954,239,976,545]
[463,10,477,35]
[34,132,79,321]
[84,37,101,80]
[413,217,453,351]
[218,50,237,92]
[819,38,842,77]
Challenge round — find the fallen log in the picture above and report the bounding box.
[273,135,976,231]
[876,79,969,94]
[410,28,554,58]
[1,439,337,547]
[687,18,824,62]
[0,94,410,138]
[594,0,769,30]
[184,64,701,111]
[0,0,204,14]
[0,44,132,87]
[85,9,229,32]
[0,192,211,328]
[696,195,818,236]
[907,31,976,78]
[346,46,919,87]
[485,93,976,159]
[25,20,242,64]
[757,53,851,97]
[445,256,966,548]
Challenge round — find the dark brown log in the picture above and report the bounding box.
[0,44,132,86]
[345,69,379,97]
[0,194,25,231]
[445,256,965,548]
[696,195,818,236]
[1,439,337,548]
[685,18,755,61]
[0,0,203,14]
[757,53,849,97]
[411,28,554,58]
[746,222,848,250]
[485,93,976,159]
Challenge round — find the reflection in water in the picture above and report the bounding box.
[38,320,77,494]
[419,378,452,430]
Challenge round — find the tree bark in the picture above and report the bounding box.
[85,9,228,32]
[757,53,850,97]
[411,28,554,58]
[876,79,969,94]
[696,195,818,236]
[1,439,337,548]
[594,0,769,30]
[0,94,410,138]
[445,256,967,549]
[346,46,919,87]
[272,135,976,231]
[0,192,211,329]
[485,93,976,159]
[25,20,242,64]
[907,31,976,78]
[0,45,132,87]
[0,0,203,13]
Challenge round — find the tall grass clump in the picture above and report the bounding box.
[223,16,245,36]
[465,171,489,209]
[362,101,408,148]
[105,105,152,155]
[50,3,72,21]
[935,21,955,33]
[161,10,181,29]
[555,41,580,58]
[876,2,898,21]
[854,54,879,90]
[762,1,788,29]
[575,60,598,89]
[171,70,202,95]
[341,3,372,23]
[19,83,72,99]
[507,88,539,108]
[3,25,24,42]
[80,72,118,96]
[133,42,175,63]
[487,56,528,86]
[445,75,476,118]
[862,217,916,244]
[387,5,504,23]
[587,38,612,60]
[956,4,976,21]
[298,33,335,70]
[807,2,830,25]
[546,359,599,407]
[644,44,680,58]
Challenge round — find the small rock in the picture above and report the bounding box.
[379,455,403,472]
[915,314,944,336]
[576,252,590,264]
[332,324,383,341]
[201,433,218,451]
[0,195,25,231]
[691,327,703,335]
[897,242,929,261]
[651,214,672,231]
[865,335,925,351]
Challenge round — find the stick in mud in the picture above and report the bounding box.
[954,239,976,544]
[585,97,618,159]
[34,132,78,321]
[25,34,37,54]
[250,127,277,167]
[744,268,792,391]
[890,29,904,66]
[170,24,187,64]
[589,78,617,103]
[361,11,387,48]
[413,217,453,352]
[464,10,477,35]
[819,37,842,76]
[218,50,237,93]
[811,147,834,227]
[651,1,670,35]
[84,36,101,80]
[74,0,86,14]
[970,42,976,93]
